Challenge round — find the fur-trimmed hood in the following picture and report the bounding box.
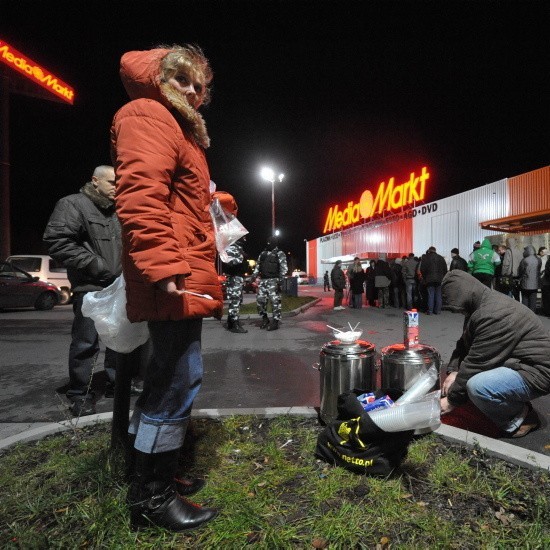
[118,47,210,149]
[119,48,170,103]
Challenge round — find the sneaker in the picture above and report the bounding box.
[130,382,144,396]
[70,396,96,417]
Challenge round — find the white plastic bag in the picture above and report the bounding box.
[81,274,149,353]
[209,197,248,262]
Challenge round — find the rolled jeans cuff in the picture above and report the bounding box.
[134,412,189,454]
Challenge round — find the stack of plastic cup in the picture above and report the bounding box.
[367,391,441,432]
[395,365,439,405]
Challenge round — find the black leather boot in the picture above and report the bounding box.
[260,315,270,329]
[128,450,217,531]
[229,320,248,333]
[267,319,279,331]
[126,440,205,497]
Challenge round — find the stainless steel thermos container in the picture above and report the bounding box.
[315,339,376,424]
[379,343,441,393]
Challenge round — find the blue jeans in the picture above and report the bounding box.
[426,283,442,314]
[129,318,203,453]
[466,366,542,433]
[67,292,116,399]
[352,293,363,308]
[405,279,416,309]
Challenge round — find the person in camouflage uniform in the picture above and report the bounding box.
[253,237,288,331]
[222,239,249,333]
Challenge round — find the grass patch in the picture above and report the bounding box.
[1,416,549,548]
[224,295,316,316]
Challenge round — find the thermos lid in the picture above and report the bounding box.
[380,343,441,365]
[321,339,375,357]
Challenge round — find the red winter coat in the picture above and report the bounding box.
[111,48,235,322]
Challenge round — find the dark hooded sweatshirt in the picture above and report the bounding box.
[441,270,550,406]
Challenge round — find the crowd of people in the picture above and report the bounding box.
[328,238,550,317]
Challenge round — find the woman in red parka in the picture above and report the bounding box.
[111,44,234,531]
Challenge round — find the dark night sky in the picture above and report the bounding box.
[1,0,549,267]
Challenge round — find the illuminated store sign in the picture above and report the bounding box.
[0,39,75,104]
[323,167,429,233]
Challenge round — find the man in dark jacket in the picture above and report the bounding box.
[403,253,418,309]
[330,260,346,310]
[44,165,122,416]
[518,245,542,313]
[441,270,550,438]
[449,248,468,271]
[419,246,448,314]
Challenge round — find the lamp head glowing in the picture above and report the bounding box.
[260,167,275,182]
[278,173,285,182]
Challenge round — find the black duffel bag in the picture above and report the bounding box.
[315,389,414,476]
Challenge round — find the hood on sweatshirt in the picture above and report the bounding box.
[479,237,493,251]
[523,245,536,257]
[441,270,488,314]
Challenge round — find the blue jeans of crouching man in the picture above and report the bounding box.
[466,366,543,433]
[128,318,203,453]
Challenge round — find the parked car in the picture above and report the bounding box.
[0,262,61,310]
[6,254,72,305]
[292,270,309,284]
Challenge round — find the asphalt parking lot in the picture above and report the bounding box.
[1,284,549,459]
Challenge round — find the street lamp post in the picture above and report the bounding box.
[260,167,284,236]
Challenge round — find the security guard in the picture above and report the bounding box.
[253,237,288,330]
[222,239,248,333]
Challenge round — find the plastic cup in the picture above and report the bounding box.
[396,365,439,405]
[368,394,441,432]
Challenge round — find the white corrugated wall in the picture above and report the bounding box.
[412,178,509,262]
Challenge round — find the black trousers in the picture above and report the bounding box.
[67,292,117,399]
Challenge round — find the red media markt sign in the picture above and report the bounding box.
[0,39,75,104]
[323,167,430,233]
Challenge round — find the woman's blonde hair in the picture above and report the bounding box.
[159,44,213,105]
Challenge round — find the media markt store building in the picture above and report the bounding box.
[305,165,550,279]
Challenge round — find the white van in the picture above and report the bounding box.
[6,254,72,304]
[292,270,309,284]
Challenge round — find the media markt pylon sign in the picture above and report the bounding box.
[0,39,75,104]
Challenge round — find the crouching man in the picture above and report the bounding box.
[440,270,550,438]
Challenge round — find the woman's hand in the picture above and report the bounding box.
[156,275,186,295]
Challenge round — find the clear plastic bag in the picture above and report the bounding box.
[209,197,248,263]
[81,274,149,353]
